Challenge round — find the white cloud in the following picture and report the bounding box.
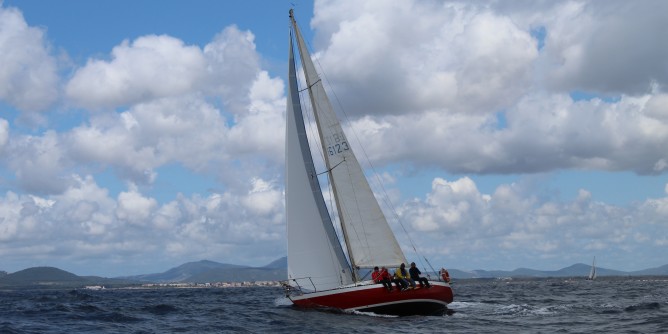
[541,1,668,94]
[1,0,667,275]
[115,184,158,225]
[6,130,74,194]
[241,178,282,218]
[227,71,285,160]
[0,6,59,114]
[66,35,207,109]
[304,0,668,175]
[65,24,262,112]
[203,25,261,115]
[398,175,667,270]
[313,0,537,116]
[0,174,286,275]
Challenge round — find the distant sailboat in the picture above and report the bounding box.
[283,9,453,316]
[586,257,597,280]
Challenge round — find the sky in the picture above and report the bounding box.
[1,0,667,277]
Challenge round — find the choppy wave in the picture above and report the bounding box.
[0,277,666,333]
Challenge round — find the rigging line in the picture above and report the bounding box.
[300,37,396,267]
[299,79,321,93]
[294,44,351,284]
[294,31,352,274]
[342,155,372,269]
[301,24,423,270]
[309,85,369,274]
[315,158,345,176]
[296,33,367,274]
[304,65,371,274]
[311,39,427,265]
[423,257,438,280]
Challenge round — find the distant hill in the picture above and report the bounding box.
[0,267,134,288]
[262,256,287,269]
[629,264,668,276]
[120,260,248,282]
[0,267,82,285]
[3,258,667,287]
[120,258,288,283]
[121,257,668,282]
[447,263,667,279]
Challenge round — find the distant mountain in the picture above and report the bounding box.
[629,264,668,276]
[4,259,667,287]
[0,267,82,285]
[0,267,134,288]
[263,256,287,269]
[126,257,668,283]
[119,258,287,283]
[447,263,655,279]
[121,260,247,282]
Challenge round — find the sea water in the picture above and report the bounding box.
[1,277,666,333]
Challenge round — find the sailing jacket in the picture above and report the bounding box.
[409,267,422,280]
[373,269,391,282]
[395,268,409,280]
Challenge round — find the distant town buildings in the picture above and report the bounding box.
[139,281,282,288]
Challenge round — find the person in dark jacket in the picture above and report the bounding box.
[409,262,430,288]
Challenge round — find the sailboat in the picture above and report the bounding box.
[284,9,454,316]
[586,256,596,280]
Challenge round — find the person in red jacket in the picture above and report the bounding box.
[372,266,393,291]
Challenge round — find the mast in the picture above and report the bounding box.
[286,10,353,289]
[289,9,360,282]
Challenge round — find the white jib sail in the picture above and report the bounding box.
[291,14,407,271]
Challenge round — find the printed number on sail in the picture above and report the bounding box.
[326,132,349,156]
[328,142,349,156]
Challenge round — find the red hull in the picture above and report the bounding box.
[289,281,453,316]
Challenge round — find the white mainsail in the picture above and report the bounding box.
[286,29,353,291]
[287,10,406,287]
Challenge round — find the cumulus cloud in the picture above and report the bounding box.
[65,25,262,113]
[203,25,262,114]
[398,176,667,270]
[5,130,74,194]
[0,174,285,275]
[116,184,158,225]
[66,35,207,109]
[0,5,59,113]
[312,0,537,116]
[2,22,284,190]
[539,1,668,94]
[1,0,667,275]
[306,0,668,175]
